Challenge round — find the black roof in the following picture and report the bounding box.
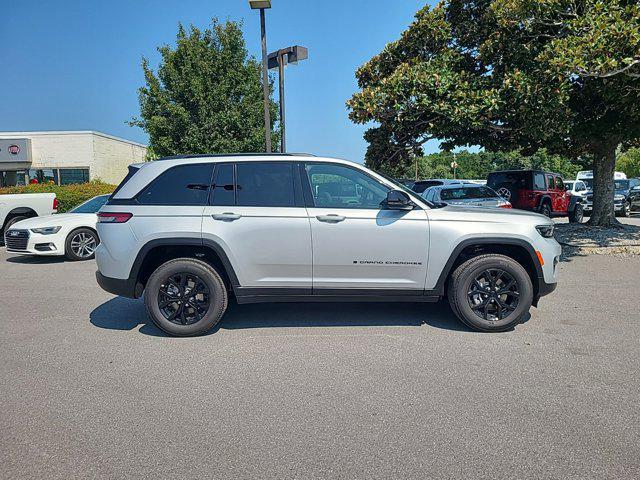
[156,153,316,161]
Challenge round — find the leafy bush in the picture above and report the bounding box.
[0,181,116,213]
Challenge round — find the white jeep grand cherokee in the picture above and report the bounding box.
[95,154,561,336]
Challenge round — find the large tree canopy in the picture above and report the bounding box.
[130,19,279,157]
[348,0,640,226]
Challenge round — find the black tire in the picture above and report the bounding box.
[65,228,99,261]
[621,201,631,218]
[568,203,583,223]
[447,254,534,332]
[539,202,552,218]
[144,258,228,336]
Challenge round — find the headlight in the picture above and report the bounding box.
[535,224,555,238]
[614,195,625,201]
[30,226,61,235]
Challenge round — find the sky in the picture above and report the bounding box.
[0,0,444,162]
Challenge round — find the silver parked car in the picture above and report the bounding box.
[95,154,560,335]
[421,184,513,209]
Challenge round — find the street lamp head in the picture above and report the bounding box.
[249,0,271,9]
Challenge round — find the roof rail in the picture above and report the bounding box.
[156,153,316,161]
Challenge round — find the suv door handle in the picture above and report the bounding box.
[316,214,346,223]
[212,212,241,221]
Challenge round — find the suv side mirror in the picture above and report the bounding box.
[384,190,414,210]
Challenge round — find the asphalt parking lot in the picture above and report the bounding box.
[1,244,639,479]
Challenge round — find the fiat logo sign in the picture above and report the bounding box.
[7,144,20,155]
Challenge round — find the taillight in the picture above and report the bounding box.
[499,202,512,209]
[53,197,58,212]
[97,212,133,223]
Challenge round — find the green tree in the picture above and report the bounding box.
[130,19,279,157]
[616,147,640,177]
[348,1,640,226]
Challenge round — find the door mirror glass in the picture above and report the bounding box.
[385,190,414,210]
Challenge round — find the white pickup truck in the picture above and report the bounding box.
[1,193,58,237]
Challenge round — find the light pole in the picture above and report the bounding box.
[249,0,272,153]
[268,46,308,152]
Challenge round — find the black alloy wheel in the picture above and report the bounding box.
[158,273,211,325]
[447,254,534,332]
[467,269,520,322]
[144,258,228,336]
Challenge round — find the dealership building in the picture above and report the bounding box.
[0,131,147,187]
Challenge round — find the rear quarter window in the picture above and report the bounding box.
[137,163,214,205]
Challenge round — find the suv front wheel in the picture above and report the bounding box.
[447,254,534,332]
[144,258,228,336]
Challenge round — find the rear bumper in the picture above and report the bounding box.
[96,271,138,298]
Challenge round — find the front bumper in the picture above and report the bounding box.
[584,201,624,212]
[4,229,64,256]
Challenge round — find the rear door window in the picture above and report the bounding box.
[137,163,214,205]
[547,175,556,190]
[210,163,235,206]
[236,162,296,207]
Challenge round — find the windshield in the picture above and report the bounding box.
[583,179,593,189]
[70,195,109,213]
[440,186,499,200]
[615,180,630,190]
[564,182,574,190]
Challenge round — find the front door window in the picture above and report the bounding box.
[304,163,389,209]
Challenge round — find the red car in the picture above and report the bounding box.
[487,169,583,222]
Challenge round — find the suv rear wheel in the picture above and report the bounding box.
[144,258,228,336]
[447,254,534,332]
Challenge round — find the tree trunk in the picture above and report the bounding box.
[587,144,620,227]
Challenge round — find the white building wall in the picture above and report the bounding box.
[0,131,147,185]
[92,134,147,184]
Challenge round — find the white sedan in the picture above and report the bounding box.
[4,195,109,261]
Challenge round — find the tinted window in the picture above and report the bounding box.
[564,181,574,191]
[71,195,110,213]
[137,163,213,205]
[210,164,235,206]
[487,172,533,190]
[236,162,296,207]
[440,186,499,200]
[554,177,564,190]
[305,163,389,209]
[60,168,89,185]
[413,180,443,193]
[533,173,546,190]
[546,175,555,189]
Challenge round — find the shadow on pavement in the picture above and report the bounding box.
[90,297,471,336]
[90,297,168,337]
[5,255,67,264]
